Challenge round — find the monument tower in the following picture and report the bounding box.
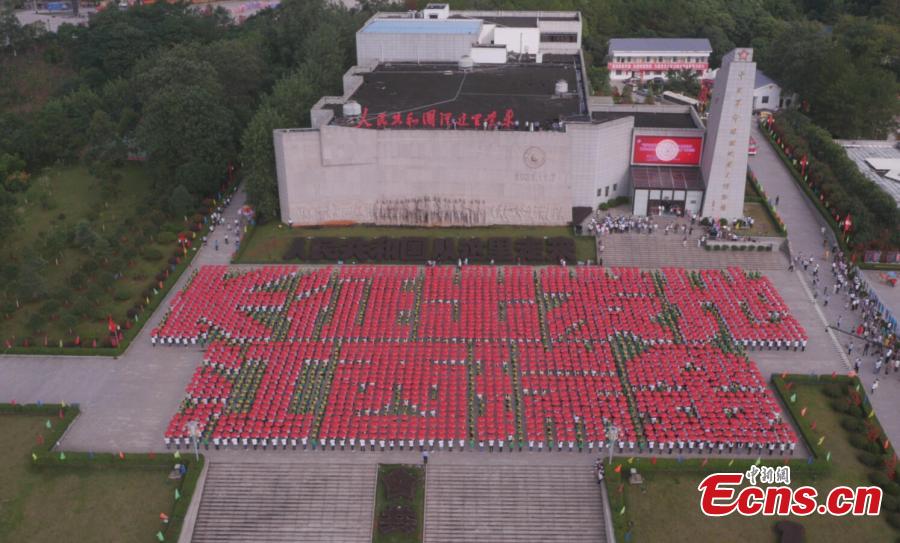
[700,48,756,219]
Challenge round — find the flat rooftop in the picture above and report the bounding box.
[631,166,705,191]
[591,110,699,129]
[333,59,585,128]
[448,13,578,27]
[361,19,481,34]
[608,38,712,54]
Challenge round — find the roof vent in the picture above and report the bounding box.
[554,79,569,96]
[342,100,362,118]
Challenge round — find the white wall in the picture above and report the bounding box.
[356,32,475,64]
[493,27,540,55]
[568,118,633,209]
[753,83,781,111]
[275,126,574,226]
[471,46,507,64]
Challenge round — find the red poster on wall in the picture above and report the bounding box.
[632,136,703,165]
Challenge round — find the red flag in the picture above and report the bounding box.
[810,421,817,431]
[651,457,657,465]
[780,372,787,379]
[36,434,44,445]
[701,458,708,466]
[842,215,852,233]
[118,451,125,460]
[831,372,837,379]
[107,316,116,334]
[614,464,622,473]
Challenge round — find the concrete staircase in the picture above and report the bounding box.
[424,464,608,543]
[191,462,376,543]
[599,232,787,270]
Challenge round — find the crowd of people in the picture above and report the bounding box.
[795,235,898,394]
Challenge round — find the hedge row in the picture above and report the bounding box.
[281,236,578,264]
[764,112,900,254]
[3,403,204,541]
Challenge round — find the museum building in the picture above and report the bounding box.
[274,4,755,226]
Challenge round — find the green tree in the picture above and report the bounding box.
[168,184,194,218]
[137,84,235,195]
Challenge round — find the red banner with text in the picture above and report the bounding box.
[632,136,703,166]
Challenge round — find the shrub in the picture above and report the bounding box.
[841,417,865,433]
[142,248,163,262]
[870,471,892,488]
[858,452,885,468]
[850,433,875,451]
[886,512,900,530]
[113,288,132,302]
[882,495,900,513]
[831,398,851,413]
[157,232,176,244]
[823,383,844,398]
[886,482,900,498]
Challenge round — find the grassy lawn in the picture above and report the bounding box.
[0,165,192,347]
[609,382,896,542]
[742,201,781,237]
[236,223,597,263]
[0,414,178,543]
[373,464,425,543]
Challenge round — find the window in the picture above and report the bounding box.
[429,14,438,19]
[761,96,769,104]
[604,186,610,197]
[540,33,577,43]
[615,70,622,76]
[597,189,602,197]
[613,184,618,192]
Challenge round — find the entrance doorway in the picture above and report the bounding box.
[648,199,685,216]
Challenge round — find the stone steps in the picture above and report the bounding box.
[599,233,786,270]
[190,462,376,543]
[424,464,607,543]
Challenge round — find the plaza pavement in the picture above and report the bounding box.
[750,123,900,447]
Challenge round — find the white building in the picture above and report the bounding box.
[356,4,582,65]
[752,70,795,111]
[274,7,750,225]
[607,38,712,84]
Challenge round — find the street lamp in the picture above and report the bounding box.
[607,425,619,465]
[185,421,200,462]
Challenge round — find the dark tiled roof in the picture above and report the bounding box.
[335,60,584,127]
[591,110,698,129]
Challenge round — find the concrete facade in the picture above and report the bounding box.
[275,126,573,226]
[700,48,755,218]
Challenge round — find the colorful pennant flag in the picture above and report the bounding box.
[59,451,65,461]
[800,407,807,417]
[789,393,797,403]
[817,436,825,446]
[156,531,165,542]
[619,505,626,515]
[31,452,38,462]
[174,489,181,501]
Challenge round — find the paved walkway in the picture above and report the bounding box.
[750,123,900,447]
[0,187,248,452]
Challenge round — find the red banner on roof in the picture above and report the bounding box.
[632,136,703,166]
